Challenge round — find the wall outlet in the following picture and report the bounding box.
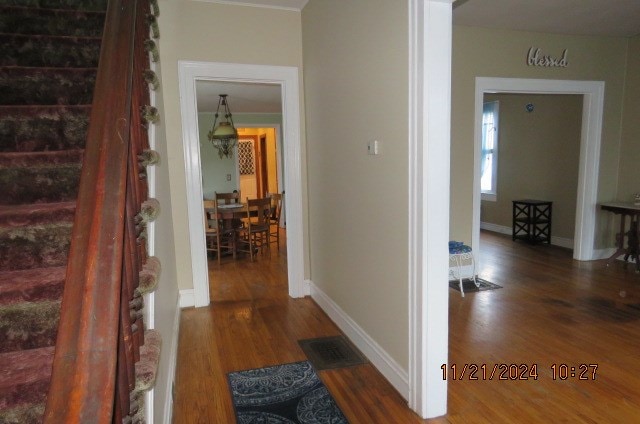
[226,174,232,181]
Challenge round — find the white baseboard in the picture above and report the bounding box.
[592,248,621,260]
[179,289,195,308]
[308,280,409,400]
[481,222,574,249]
[162,297,181,424]
[480,221,511,236]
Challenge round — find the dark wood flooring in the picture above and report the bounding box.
[173,230,640,423]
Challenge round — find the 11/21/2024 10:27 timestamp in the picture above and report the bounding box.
[441,364,598,381]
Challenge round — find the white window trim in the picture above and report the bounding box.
[480,100,498,201]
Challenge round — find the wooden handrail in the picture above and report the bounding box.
[44,0,152,421]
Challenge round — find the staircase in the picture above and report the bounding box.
[0,0,161,422]
[0,1,105,422]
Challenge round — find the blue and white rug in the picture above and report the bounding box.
[228,361,349,424]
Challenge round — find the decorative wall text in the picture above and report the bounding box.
[527,47,569,68]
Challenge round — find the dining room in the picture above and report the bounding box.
[197,89,287,302]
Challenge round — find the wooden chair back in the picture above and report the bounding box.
[203,200,218,231]
[215,191,241,205]
[268,192,283,224]
[246,197,272,228]
[266,192,283,249]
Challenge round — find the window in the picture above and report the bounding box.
[481,101,499,201]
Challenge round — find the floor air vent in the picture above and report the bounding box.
[298,335,368,371]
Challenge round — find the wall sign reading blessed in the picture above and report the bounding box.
[527,47,569,68]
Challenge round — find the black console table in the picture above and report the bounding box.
[512,199,552,244]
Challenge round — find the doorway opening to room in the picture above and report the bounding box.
[471,78,605,272]
[179,61,304,307]
[206,123,288,302]
[236,127,281,201]
[478,92,583,247]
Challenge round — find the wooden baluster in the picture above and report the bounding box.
[114,314,135,422]
[125,182,144,363]
[132,0,152,200]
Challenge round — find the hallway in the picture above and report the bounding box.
[173,231,419,422]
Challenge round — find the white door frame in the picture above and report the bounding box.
[472,77,604,261]
[178,61,305,306]
[408,0,453,418]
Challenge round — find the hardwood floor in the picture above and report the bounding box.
[173,230,640,423]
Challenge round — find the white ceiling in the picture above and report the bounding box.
[196,81,282,114]
[196,0,640,114]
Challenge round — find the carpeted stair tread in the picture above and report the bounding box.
[0,33,102,68]
[0,201,75,227]
[0,403,45,424]
[0,6,105,37]
[0,67,97,106]
[0,161,82,205]
[0,0,107,11]
[0,221,72,271]
[0,267,65,305]
[0,148,83,167]
[0,300,60,352]
[0,346,54,416]
[0,105,90,152]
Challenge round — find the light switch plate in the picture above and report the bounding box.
[367,140,380,155]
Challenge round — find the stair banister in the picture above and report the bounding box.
[44,0,148,421]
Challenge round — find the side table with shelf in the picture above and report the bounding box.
[512,199,552,244]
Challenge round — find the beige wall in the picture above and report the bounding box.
[618,35,640,202]
[157,0,304,291]
[481,94,582,240]
[452,26,629,249]
[302,0,409,369]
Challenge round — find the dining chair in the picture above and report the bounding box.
[267,192,283,250]
[215,190,241,205]
[204,200,236,265]
[236,197,271,261]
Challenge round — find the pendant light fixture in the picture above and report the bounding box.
[208,94,238,159]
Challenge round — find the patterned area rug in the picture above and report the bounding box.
[449,277,503,293]
[228,361,349,424]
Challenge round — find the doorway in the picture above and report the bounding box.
[178,61,305,306]
[478,92,583,251]
[472,77,605,263]
[236,127,280,200]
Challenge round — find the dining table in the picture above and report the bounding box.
[205,203,246,231]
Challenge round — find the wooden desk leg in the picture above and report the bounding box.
[607,213,628,267]
[627,218,640,273]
